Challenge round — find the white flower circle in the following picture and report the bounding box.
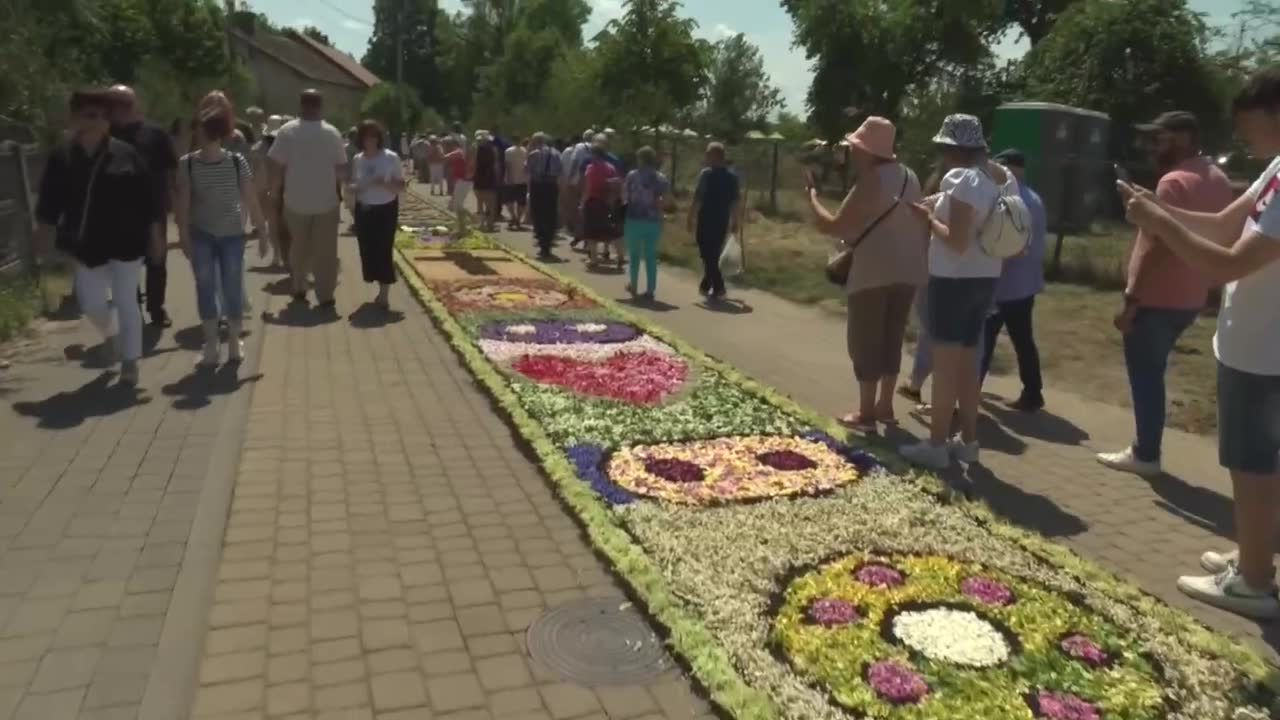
[574,322,608,333]
[890,607,1010,668]
[506,324,537,335]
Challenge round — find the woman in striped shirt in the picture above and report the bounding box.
[174,98,266,366]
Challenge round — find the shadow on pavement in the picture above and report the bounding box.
[696,298,754,315]
[348,303,405,329]
[618,296,680,313]
[264,278,296,296]
[247,264,289,275]
[983,398,1090,447]
[585,264,625,276]
[162,363,263,410]
[960,462,1089,538]
[264,303,342,329]
[12,374,150,429]
[63,341,119,371]
[1145,472,1236,540]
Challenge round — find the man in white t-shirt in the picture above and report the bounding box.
[268,89,348,310]
[503,137,529,231]
[1122,67,1280,619]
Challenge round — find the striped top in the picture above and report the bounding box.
[183,150,252,236]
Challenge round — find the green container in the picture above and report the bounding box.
[991,102,1111,232]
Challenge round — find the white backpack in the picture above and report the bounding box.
[978,166,1032,259]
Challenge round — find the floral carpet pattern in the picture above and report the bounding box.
[395,239,1275,720]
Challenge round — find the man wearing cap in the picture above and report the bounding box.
[981,148,1047,412]
[1097,111,1234,478]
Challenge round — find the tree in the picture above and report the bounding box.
[364,0,448,115]
[782,0,1006,139]
[594,0,708,129]
[699,33,781,142]
[1021,0,1229,154]
[1004,0,1082,46]
[361,82,426,137]
[299,24,333,46]
[470,0,591,124]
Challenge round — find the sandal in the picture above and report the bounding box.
[837,412,877,432]
[877,410,899,426]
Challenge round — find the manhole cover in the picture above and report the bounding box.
[527,597,671,685]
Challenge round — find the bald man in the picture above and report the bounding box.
[110,85,178,328]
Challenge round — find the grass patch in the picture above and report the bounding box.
[0,272,41,342]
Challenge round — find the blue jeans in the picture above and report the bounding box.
[1124,307,1198,462]
[190,229,245,322]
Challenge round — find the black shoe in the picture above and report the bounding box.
[148,311,172,329]
[318,300,337,311]
[291,292,308,305]
[1010,395,1045,413]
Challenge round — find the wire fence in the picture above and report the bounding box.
[0,140,44,277]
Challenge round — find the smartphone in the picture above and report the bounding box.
[1113,163,1130,184]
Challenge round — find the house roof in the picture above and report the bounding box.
[231,28,380,89]
[290,32,381,89]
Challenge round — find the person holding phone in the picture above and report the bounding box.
[1096,111,1233,479]
[806,117,926,431]
[1120,68,1280,619]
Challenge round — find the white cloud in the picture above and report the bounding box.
[341,18,367,30]
[591,0,623,22]
[293,16,314,26]
[713,23,737,39]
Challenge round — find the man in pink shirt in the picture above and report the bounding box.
[1098,111,1234,477]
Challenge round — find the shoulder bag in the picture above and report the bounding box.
[825,166,912,286]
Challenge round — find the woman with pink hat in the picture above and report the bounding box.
[806,116,927,432]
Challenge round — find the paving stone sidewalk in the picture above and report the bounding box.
[187,240,713,719]
[420,187,1280,660]
[0,250,267,719]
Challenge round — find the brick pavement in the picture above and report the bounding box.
[425,187,1280,660]
[0,250,266,720]
[187,240,714,719]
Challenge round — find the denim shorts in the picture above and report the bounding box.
[926,276,998,348]
[1218,361,1280,474]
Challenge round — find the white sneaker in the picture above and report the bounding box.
[228,339,245,363]
[1095,447,1161,478]
[900,441,950,470]
[949,437,980,464]
[1176,564,1280,619]
[1200,548,1239,574]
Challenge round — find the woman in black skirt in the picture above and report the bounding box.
[580,143,621,268]
[350,120,406,310]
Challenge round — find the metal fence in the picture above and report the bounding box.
[0,141,43,276]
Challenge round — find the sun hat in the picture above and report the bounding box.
[932,114,988,150]
[844,116,897,161]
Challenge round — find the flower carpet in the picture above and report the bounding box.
[393,235,1275,720]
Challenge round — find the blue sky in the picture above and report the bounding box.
[254,0,1247,113]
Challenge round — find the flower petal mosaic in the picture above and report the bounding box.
[397,240,1276,720]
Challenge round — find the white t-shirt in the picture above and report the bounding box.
[268,119,347,215]
[505,146,528,185]
[1214,156,1280,376]
[928,167,1005,279]
[353,149,403,206]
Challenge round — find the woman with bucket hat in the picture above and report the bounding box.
[806,117,927,432]
[900,114,1013,470]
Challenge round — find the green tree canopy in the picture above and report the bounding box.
[594,0,708,129]
[299,25,333,46]
[699,33,782,142]
[360,82,426,138]
[782,0,1005,139]
[1004,0,1082,46]
[1021,0,1230,153]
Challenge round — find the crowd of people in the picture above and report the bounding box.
[28,64,1280,620]
[800,67,1280,621]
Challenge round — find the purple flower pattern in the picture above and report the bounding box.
[805,598,859,627]
[855,564,905,588]
[1059,634,1109,668]
[866,661,929,705]
[961,576,1015,606]
[1033,691,1101,720]
[565,444,636,506]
